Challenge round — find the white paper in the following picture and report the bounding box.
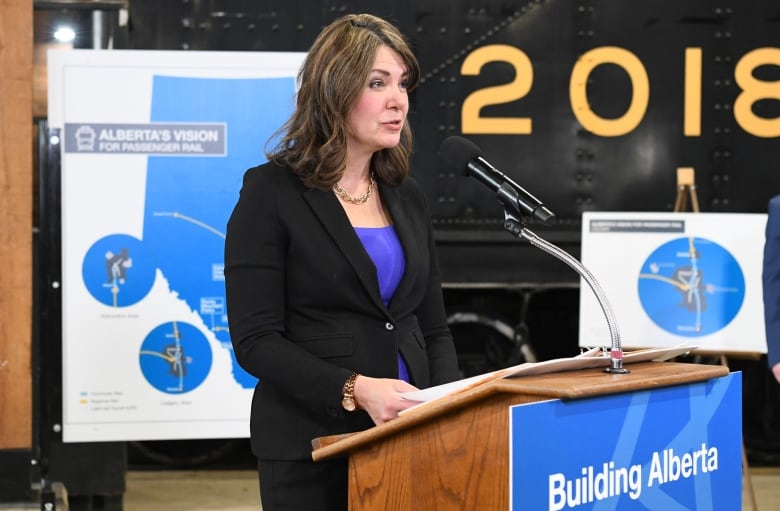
[400,345,694,409]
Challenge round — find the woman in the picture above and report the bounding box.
[224,13,460,510]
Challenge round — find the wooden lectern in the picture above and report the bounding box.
[312,361,730,510]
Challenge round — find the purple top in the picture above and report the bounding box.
[354,226,410,382]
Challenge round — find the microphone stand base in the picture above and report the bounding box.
[604,352,630,374]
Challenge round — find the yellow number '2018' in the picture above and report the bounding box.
[460,44,779,138]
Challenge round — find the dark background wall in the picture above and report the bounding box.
[117,0,779,219]
[94,0,780,363]
[26,1,780,501]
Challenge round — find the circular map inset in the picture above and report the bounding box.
[139,321,213,394]
[82,234,156,307]
[637,236,745,337]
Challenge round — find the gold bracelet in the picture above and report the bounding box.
[341,372,359,412]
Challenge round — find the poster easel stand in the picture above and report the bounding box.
[672,167,758,510]
[673,167,700,213]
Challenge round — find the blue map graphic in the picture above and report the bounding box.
[637,236,745,336]
[140,75,294,389]
[83,233,157,307]
[139,321,213,393]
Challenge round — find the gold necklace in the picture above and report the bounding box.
[333,175,375,205]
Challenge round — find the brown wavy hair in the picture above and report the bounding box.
[267,13,420,189]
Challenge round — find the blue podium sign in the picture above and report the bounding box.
[509,372,741,510]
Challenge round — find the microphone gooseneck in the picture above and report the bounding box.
[438,135,627,374]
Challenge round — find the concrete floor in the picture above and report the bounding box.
[1,465,779,510]
[121,468,780,511]
[124,470,259,511]
[743,466,780,511]
[129,466,779,510]
[126,467,777,511]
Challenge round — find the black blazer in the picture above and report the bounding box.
[224,161,460,459]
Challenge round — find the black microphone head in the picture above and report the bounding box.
[438,136,483,176]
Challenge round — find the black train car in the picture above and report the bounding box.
[117,1,779,285]
[45,0,780,465]
[120,2,778,221]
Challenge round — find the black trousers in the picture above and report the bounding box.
[258,458,348,511]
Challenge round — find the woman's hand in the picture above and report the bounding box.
[773,362,780,384]
[352,375,421,425]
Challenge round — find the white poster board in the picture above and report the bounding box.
[48,49,306,442]
[578,211,767,355]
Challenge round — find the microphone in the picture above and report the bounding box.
[438,136,555,224]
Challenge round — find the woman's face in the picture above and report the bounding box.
[346,45,409,160]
